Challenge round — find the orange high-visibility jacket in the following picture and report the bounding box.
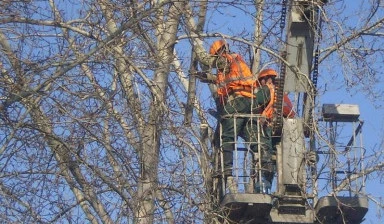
[261,83,275,119]
[262,83,296,119]
[216,53,256,100]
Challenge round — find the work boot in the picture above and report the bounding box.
[226,176,237,194]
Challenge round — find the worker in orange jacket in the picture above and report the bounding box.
[255,68,296,190]
[258,69,295,120]
[194,40,264,182]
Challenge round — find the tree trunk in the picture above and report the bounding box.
[135,2,183,223]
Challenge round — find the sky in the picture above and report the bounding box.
[2,0,382,222]
[318,2,384,222]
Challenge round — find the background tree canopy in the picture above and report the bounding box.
[0,0,383,223]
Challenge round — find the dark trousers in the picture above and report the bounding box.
[220,96,272,176]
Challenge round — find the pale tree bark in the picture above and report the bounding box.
[0,0,183,223]
[1,0,384,223]
[251,0,264,74]
[134,1,183,222]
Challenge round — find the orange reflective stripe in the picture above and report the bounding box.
[260,85,296,119]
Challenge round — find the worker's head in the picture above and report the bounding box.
[258,68,277,85]
[209,40,229,55]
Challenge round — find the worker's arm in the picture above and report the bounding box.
[255,85,271,106]
[191,39,230,70]
[190,71,217,83]
[250,86,270,113]
[192,41,216,67]
[190,47,229,83]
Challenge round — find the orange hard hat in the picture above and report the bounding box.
[258,68,278,79]
[209,40,227,55]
